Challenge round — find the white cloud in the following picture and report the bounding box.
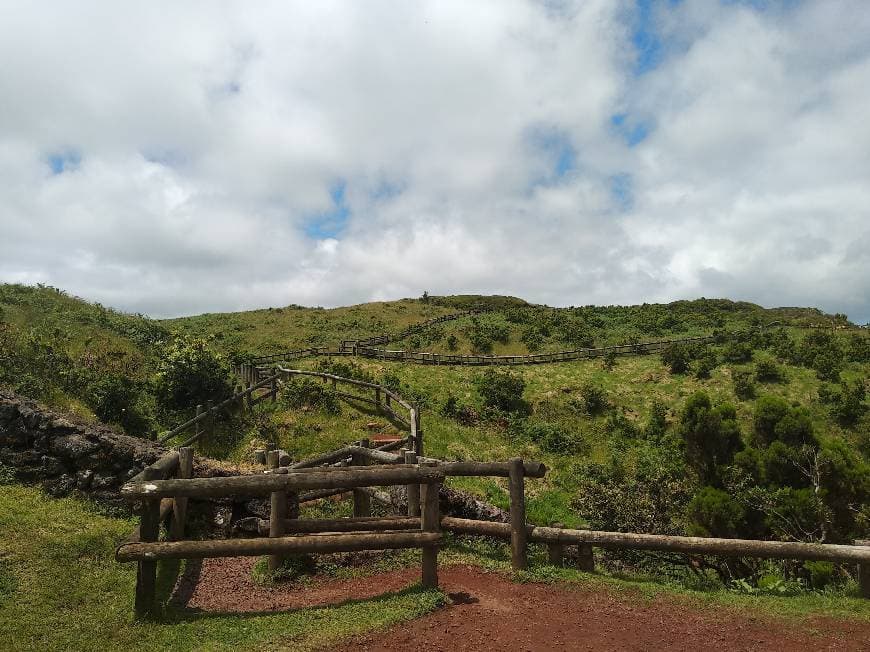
[0,0,868,322]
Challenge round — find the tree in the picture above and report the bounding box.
[421,290,429,304]
[678,392,743,486]
[154,335,233,412]
[475,368,529,414]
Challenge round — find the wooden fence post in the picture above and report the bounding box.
[857,540,870,599]
[134,466,161,619]
[421,461,440,589]
[375,387,381,410]
[270,377,277,403]
[353,439,371,518]
[267,450,287,573]
[170,448,193,540]
[577,543,595,572]
[547,522,565,566]
[404,449,420,517]
[206,400,215,440]
[193,403,203,442]
[508,457,528,571]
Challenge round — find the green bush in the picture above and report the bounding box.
[86,375,153,436]
[733,369,756,400]
[694,351,717,379]
[661,343,691,374]
[522,420,582,454]
[723,341,754,364]
[520,327,544,352]
[579,382,608,415]
[678,392,743,486]
[687,486,746,538]
[154,335,232,411]
[475,369,529,414]
[279,378,341,414]
[754,356,783,383]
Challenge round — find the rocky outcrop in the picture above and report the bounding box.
[0,389,171,508]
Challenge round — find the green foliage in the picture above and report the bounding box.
[798,331,844,381]
[513,420,583,454]
[446,334,458,351]
[520,327,544,352]
[474,368,529,414]
[602,349,617,371]
[661,342,692,374]
[687,486,746,538]
[154,335,233,412]
[85,375,154,435]
[820,380,867,426]
[279,378,341,414]
[694,350,717,379]
[754,356,784,383]
[678,392,743,486]
[578,382,609,415]
[723,341,754,364]
[733,369,756,400]
[753,396,816,448]
[464,314,511,353]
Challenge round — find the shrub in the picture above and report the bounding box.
[153,335,233,412]
[86,375,153,436]
[754,357,783,383]
[753,396,816,448]
[602,349,617,371]
[723,341,754,364]
[733,370,756,400]
[687,486,746,538]
[829,381,867,426]
[279,379,341,414]
[694,351,717,379]
[474,369,529,415]
[522,420,582,454]
[661,343,691,374]
[678,392,743,486]
[579,382,608,415]
[446,334,458,351]
[520,327,543,352]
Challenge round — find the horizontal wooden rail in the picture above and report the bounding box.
[129,451,179,483]
[256,516,421,535]
[121,466,445,500]
[116,531,442,562]
[269,460,547,479]
[440,518,870,563]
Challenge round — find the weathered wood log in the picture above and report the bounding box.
[129,451,180,483]
[267,450,287,572]
[440,518,870,564]
[352,440,371,518]
[256,516,421,535]
[421,462,441,589]
[404,450,420,518]
[133,467,161,619]
[121,466,446,499]
[508,458,528,571]
[117,531,442,562]
[547,522,565,566]
[169,447,193,540]
[432,460,547,479]
[298,487,349,503]
[857,540,870,599]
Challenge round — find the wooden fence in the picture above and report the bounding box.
[252,333,719,367]
[118,444,870,618]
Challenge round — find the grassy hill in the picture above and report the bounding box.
[3,283,869,601]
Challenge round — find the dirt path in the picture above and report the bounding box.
[172,559,869,651]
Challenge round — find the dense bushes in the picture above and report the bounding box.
[474,368,529,414]
[678,392,743,486]
[279,378,341,414]
[154,335,233,412]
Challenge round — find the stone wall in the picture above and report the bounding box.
[0,389,169,508]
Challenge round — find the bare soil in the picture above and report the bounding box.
[172,559,870,651]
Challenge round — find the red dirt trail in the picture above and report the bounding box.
[172,559,870,651]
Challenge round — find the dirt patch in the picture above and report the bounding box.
[171,560,869,650]
[335,566,870,652]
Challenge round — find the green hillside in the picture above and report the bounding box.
[3,283,869,600]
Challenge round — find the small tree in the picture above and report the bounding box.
[678,392,743,486]
[475,369,529,415]
[154,335,233,412]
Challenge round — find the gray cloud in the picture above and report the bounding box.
[0,0,868,323]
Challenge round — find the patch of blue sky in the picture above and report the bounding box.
[610,113,650,147]
[721,0,802,12]
[304,180,350,240]
[526,125,577,186]
[370,179,405,202]
[46,149,81,175]
[610,173,634,212]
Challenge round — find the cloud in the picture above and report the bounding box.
[0,0,868,323]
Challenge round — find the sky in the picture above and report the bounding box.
[1,1,869,323]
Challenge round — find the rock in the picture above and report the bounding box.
[91,473,118,490]
[41,455,67,476]
[49,434,100,460]
[44,474,77,497]
[76,469,94,490]
[278,450,292,466]
[253,448,267,464]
